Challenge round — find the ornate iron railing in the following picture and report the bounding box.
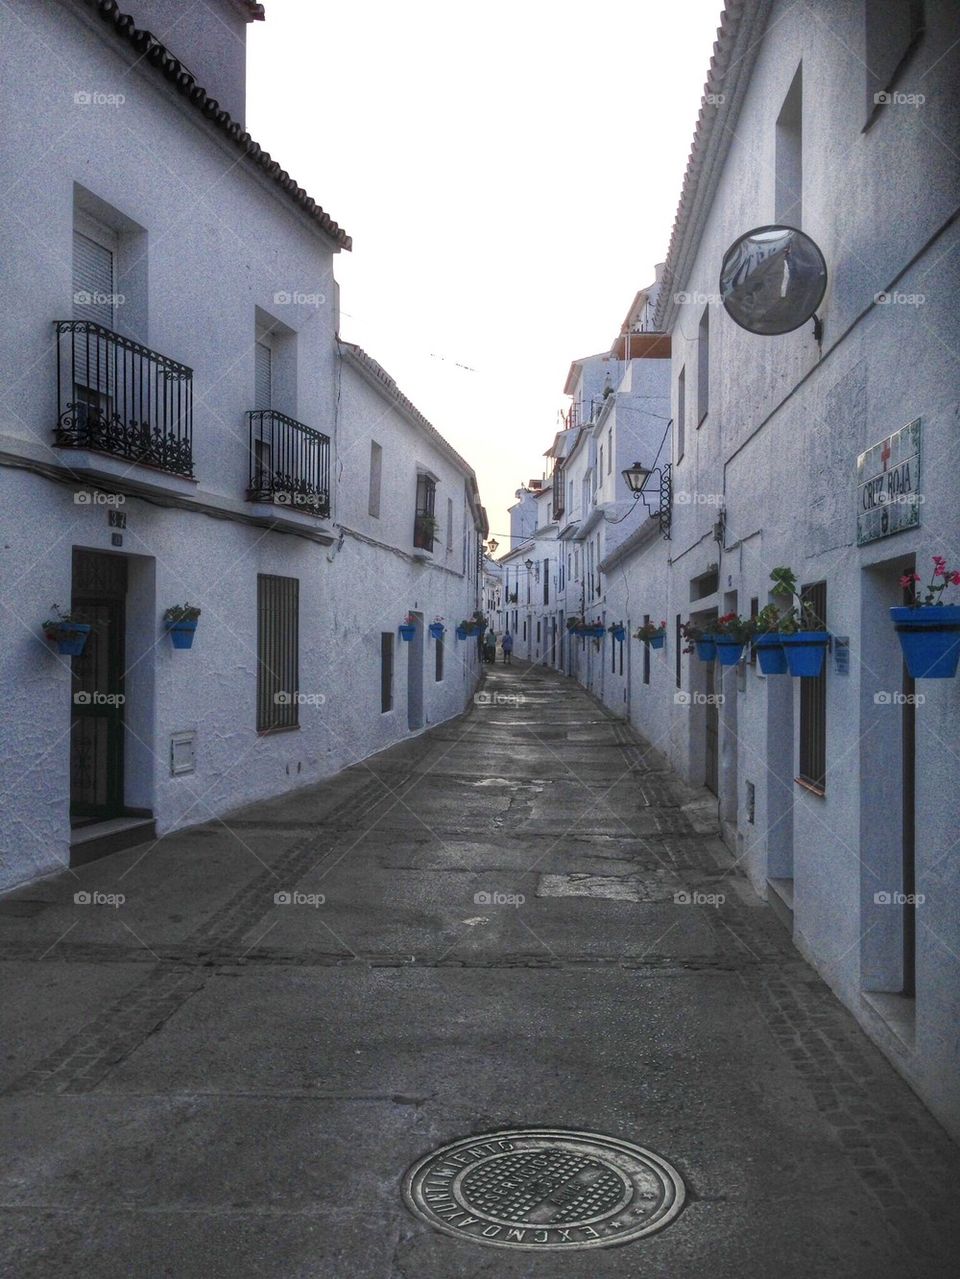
[247,410,330,517]
[54,320,193,477]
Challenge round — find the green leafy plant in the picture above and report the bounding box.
[42,604,80,635]
[164,603,201,622]
[680,619,712,652]
[566,616,584,631]
[769,566,825,632]
[634,619,667,641]
[754,603,782,635]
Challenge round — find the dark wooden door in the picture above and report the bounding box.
[70,550,127,822]
[704,658,719,796]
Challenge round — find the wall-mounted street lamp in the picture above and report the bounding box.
[621,460,672,540]
[524,558,534,570]
[487,538,499,554]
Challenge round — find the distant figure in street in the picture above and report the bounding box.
[502,630,513,664]
[484,632,497,664]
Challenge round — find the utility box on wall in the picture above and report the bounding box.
[170,731,196,776]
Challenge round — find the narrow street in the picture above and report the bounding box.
[1,664,957,1278]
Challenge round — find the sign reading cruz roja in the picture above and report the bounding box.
[402,1128,685,1250]
[857,419,921,546]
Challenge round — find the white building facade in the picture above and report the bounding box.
[0,0,485,891]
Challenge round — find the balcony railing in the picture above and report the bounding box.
[247,410,330,517]
[55,320,194,477]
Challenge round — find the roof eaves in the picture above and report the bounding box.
[654,0,772,331]
[77,0,350,249]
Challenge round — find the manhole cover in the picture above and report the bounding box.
[402,1128,684,1250]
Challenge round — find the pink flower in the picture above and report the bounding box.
[899,573,920,587]
[952,572,960,586]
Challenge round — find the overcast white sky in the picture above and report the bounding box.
[246,0,724,539]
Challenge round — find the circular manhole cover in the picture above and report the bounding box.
[402,1128,685,1250]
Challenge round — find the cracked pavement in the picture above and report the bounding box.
[0,665,957,1276]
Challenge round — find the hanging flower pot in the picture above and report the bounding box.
[43,611,91,657]
[891,606,960,678]
[754,632,788,674]
[429,622,445,640]
[695,637,717,661]
[399,623,416,642]
[455,625,467,641]
[648,633,665,650]
[780,632,830,677]
[609,624,626,643]
[892,561,960,678]
[163,604,201,650]
[589,625,606,639]
[715,637,746,666]
[634,620,667,649]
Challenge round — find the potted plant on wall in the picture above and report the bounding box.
[429,616,445,640]
[752,604,788,674]
[681,620,716,662]
[893,557,960,678]
[634,619,667,650]
[399,613,417,641]
[608,620,627,643]
[714,612,756,666]
[770,567,830,677]
[43,605,91,656]
[163,603,201,649]
[566,615,584,632]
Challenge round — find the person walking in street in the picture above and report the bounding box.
[502,630,513,664]
[483,631,496,664]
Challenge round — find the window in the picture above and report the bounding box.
[435,634,444,682]
[611,631,616,673]
[749,596,759,665]
[798,581,827,791]
[523,620,527,641]
[381,632,394,712]
[446,497,454,550]
[677,367,686,462]
[73,228,115,329]
[255,339,272,409]
[619,635,623,676]
[414,473,437,550]
[697,307,709,425]
[368,442,382,518]
[599,443,604,477]
[543,559,549,605]
[865,1,924,127]
[257,574,299,731]
[643,614,651,685]
[607,430,612,473]
[775,64,802,225]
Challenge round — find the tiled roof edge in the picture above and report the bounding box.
[76,0,351,249]
[654,0,772,330]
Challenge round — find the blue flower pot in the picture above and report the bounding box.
[715,637,746,666]
[429,623,445,640]
[166,619,198,649]
[648,633,665,650]
[781,631,830,677]
[49,622,91,656]
[610,627,625,643]
[590,626,606,639]
[455,626,467,641]
[754,632,787,674]
[891,605,960,679]
[695,638,717,661]
[399,624,416,642]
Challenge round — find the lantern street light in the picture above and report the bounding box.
[487,537,499,555]
[620,460,672,540]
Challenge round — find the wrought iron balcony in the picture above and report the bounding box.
[55,320,194,477]
[247,410,330,517]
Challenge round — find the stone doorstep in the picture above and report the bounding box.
[70,816,157,867]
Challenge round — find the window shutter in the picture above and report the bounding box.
[73,231,114,328]
[255,341,272,409]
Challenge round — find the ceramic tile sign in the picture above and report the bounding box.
[857,419,921,546]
